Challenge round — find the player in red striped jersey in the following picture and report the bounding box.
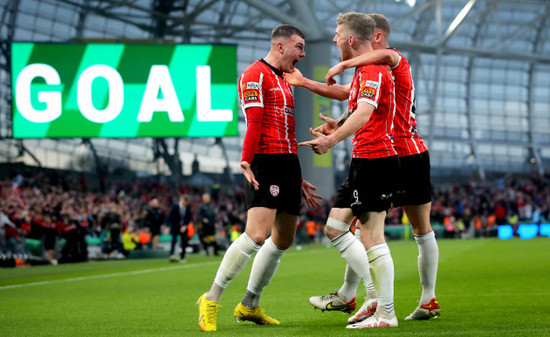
[323,13,440,322]
[299,12,400,329]
[289,13,440,324]
[197,24,322,332]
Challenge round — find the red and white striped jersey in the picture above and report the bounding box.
[238,59,297,156]
[390,49,428,157]
[348,64,397,159]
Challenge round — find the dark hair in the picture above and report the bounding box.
[272,24,305,40]
[369,13,391,35]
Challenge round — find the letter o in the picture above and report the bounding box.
[77,65,123,123]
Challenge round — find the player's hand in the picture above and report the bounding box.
[180,225,187,234]
[301,179,323,209]
[283,68,304,87]
[241,161,259,190]
[325,63,346,86]
[298,128,334,155]
[313,113,338,135]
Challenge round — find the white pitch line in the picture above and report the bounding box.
[0,260,221,290]
[0,248,342,291]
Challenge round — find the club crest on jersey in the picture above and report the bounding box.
[269,185,280,197]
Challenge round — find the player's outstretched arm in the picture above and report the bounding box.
[325,49,400,85]
[301,179,323,209]
[284,68,349,101]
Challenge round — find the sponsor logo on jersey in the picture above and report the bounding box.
[244,90,259,102]
[269,185,280,197]
[360,87,376,99]
[274,107,295,116]
[246,81,260,90]
[365,80,380,89]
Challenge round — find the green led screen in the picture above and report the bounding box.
[11,42,238,138]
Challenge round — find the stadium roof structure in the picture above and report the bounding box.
[1,0,549,184]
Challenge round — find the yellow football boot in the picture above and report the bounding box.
[234,302,280,325]
[197,292,220,332]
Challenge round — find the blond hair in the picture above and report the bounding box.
[336,12,376,42]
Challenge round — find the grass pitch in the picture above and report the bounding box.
[1,237,550,336]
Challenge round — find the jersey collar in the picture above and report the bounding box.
[260,59,284,79]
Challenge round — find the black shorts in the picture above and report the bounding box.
[393,151,432,207]
[335,156,400,217]
[245,153,302,215]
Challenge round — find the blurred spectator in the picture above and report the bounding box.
[40,214,58,265]
[305,219,316,244]
[144,198,165,249]
[508,212,519,236]
[473,215,484,238]
[168,195,193,263]
[532,205,546,225]
[138,228,152,247]
[231,225,242,242]
[100,222,123,258]
[0,207,19,253]
[59,216,87,263]
[122,225,140,257]
[456,218,465,238]
[197,193,219,256]
[494,202,507,226]
[443,215,457,238]
[486,214,498,237]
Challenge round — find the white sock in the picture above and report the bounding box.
[207,232,261,302]
[415,231,439,303]
[367,243,395,315]
[245,237,286,307]
[338,228,376,301]
[332,231,372,303]
[339,265,360,302]
[354,228,376,299]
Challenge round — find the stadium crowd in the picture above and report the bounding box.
[1,169,548,264]
[0,170,250,264]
